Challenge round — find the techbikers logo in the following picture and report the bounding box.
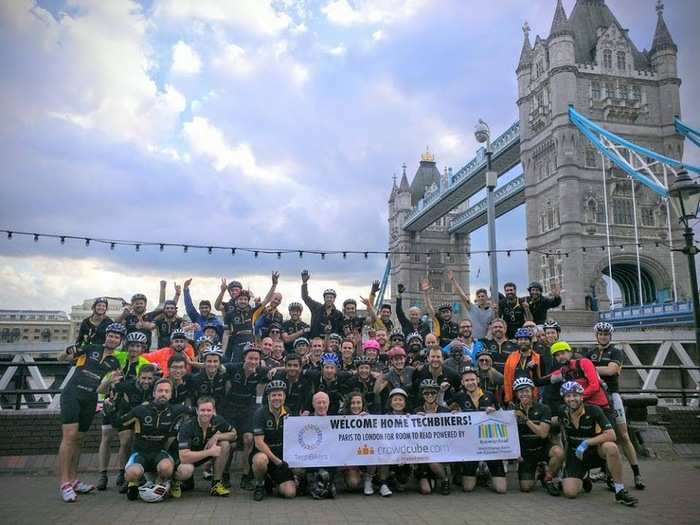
[478,419,509,442]
[297,424,323,451]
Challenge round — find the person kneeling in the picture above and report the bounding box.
[414,379,451,495]
[177,396,236,497]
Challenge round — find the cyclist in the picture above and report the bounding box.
[57,322,124,502]
[268,353,312,416]
[420,277,459,347]
[414,379,451,495]
[345,356,378,414]
[525,281,561,325]
[479,318,515,374]
[373,346,416,411]
[473,349,504,403]
[413,347,460,407]
[305,352,351,415]
[341,391,376,495]
[339,338,357,371]
[154,297,183,349]
[448,269,496,340]
[549,381,638,506]
[182,278,224,341]
[251,380,297,501]
[395,284,431,339]
[503,327,542,404]
[341,298,366,338]
[376,388,411,497]
[188,346,228,409]
[301,270,344,337]
[281,302,310,352]
[306,392,337,500]
[119,293,158,350]
[167,354,193,406]
[75,297,113,347]
[498,282,531,339]
[144,329,196,376]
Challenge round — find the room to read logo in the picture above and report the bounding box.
[478,419,509,441]
[297,424,323,451]
[356,444,375,456]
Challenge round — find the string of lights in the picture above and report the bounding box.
[1,228,691,259]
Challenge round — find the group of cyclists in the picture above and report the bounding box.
[56,269,641,507]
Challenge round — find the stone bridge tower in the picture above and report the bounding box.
[517,0,690,309]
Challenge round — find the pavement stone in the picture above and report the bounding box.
[0,460,698,525]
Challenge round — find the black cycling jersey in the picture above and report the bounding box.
[123,312,158,349]
[479,338,516,374]
[121,401,190,453]
[498,298,527,339]
[65,344,120,396]
[413,404,450,414]
[305,370,352,415]
[154,316,183,349]
[583,345,623,393]
[301,284,344,337]
[509,401,551,452]
[177,415,233,452]
[268,371,312,416]
[413,366,461,401]
[170,379,193,406]
[224,306,254,362]
[256,309,284,339]
[450,389,498,411]
[75,317,113,347]
[280,319,310,352]
[344,375,378,414]
[187,370,227,409]
[436,318,459,348]
[559,404,612,448]
[113,379,152,417]
[224,363,268,412]
[252,405,289,459]
[342,316,365,337]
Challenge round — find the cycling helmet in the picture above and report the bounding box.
[560,381,584,396]
[309,469,335,500]
[514,327,532,339]
[139,481,169,503]
[594,321,614,334]
[228,280,243,290]
[406,332,423,345]
[293,337,310,349]
[265,380,287,395]
[543,320,561,333]
[388,387,408,400]
[513,377,535,391]
[362,339,380,351]
[419,378,440,392]
[321,352,339,367]
[342,299,356,307]
[389,330,405,341]
[288,302,303,312]
[284,352,301,363]
[449,341,466,354]
[170,329,187,341]
[528,281,543,292]
[202,345,224,360]
[354,355,372,367]
[550,341,572,355]
[387,346,407,359]
[437,303,452,312]
[460,366,479,377]
[328,333,342,343]
[475,349,492,361]
[126,331,147,346]
[105,323,126,337]
[196,335,213,348]
[202,321,219,332]
[131,293,147,303]
[323,289,337,297]
[93,297,109,308]
[243,342,261,356]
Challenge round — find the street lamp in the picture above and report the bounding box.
[668,169,700,361]
[475,118,499,301]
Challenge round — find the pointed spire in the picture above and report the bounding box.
[651,0,677,53]
[389,172,397,202]
[398,163,410,192]
[517,21,533,72]
[549,0,573,38]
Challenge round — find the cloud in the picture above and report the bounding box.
[171,40,202,74]
[327,43,347,56]
[321,0,429,26]
[211,43,253,75]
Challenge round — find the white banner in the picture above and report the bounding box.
[283,411,521,468]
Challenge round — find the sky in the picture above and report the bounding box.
[1,0,699,313]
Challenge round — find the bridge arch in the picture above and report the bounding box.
[593,254,673,307]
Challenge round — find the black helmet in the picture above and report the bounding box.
[419,378,440,392]
[438,303,452,312]
[265,380,287,395]
[288,302,303,312]
[528,281,543,292]
[93,297,109,309]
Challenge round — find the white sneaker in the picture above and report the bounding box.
[61,483,77,503]
[363,475,374,496]
[379,483,392,497]
[72,479,95,493]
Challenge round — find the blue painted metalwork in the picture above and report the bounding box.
[374,258,391,310]
[599,300,694,328]
[675,117,700,149]
[449,174,525,232]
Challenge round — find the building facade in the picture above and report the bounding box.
[69,297,127,340]
[517,0,690,309]
[0,310,72,344]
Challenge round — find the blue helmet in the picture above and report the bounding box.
[560,381,584,396]
[321,352,339,367]
[105,323,126,337]
[514,327,532,339]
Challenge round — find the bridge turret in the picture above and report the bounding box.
[649,0,681,130]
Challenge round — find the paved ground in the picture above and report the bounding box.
[1,460,698,525]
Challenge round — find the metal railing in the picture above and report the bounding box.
[600,301,694,327]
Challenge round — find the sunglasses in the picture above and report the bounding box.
[478,359,490,363]
[423,391,438,396]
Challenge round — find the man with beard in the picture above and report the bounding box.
[253,292,284,339]
[76,297,113,347]
[269,353,311,416]
[498,282,532,339]
[405,332,425,367]
[341,298,366,338]
[450,319,482,362]
[479,318,516,374]
[503,327,542,404]
[549,382,638,506]
[447,270,496,340]
[281,302,310,352]
[395,284,431,339]
[305,353,351,415]
[119,293,159,350]
[420,278,459,347]
[57,323,124,502]
[144,329,196,377]
[121,379,191,501]
[413,347,461,408]
[443,340,472,372]
[524,281,561,325]
[301,270,344,337]
[183,278,224,341]
[251,381,297,501]
[154,291,184,349]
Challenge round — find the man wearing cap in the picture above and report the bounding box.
[182,278,223,341]
[420,277,459,347]
[546,341,609,410]
[143,329,196,377]
[300,270,344,337]
[282,302,310,352]
[75,297,114,347]
[395,283,431,339]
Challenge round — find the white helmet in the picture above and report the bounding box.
[138,481,170,503]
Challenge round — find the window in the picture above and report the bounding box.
[616,51,626,70]
[536,61,544,78]
[596,203,606,223]
[591,81,601,100]
[613,198,634,225]
[618,83,628,99]
[414,253,421,263]
[536,90,544,109]
[631,85,641,101]
[603,49,613,69]
[585,148,597,168]
[641,208,655,226]
[605,82,615,99]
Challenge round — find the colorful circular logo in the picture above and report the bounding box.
[297,424,323,450]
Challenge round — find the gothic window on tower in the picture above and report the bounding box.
[603,49,613,69]
[613,198,634,225]
[641,207,655,227]
[585,147,597,168]
[631,85,641,101]
[616,51,626,71]
[591,81,601,100]
[618,83,628,99]
[414,253,421,263]
[605,82,615,99]
[536,60,544,78]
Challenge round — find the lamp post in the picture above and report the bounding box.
[475,119,499,301]
[668,170,700,362]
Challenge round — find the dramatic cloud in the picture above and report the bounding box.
[171,40,202,74]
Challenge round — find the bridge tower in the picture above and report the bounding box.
[388,151,470,313]
[517,0,690,310]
